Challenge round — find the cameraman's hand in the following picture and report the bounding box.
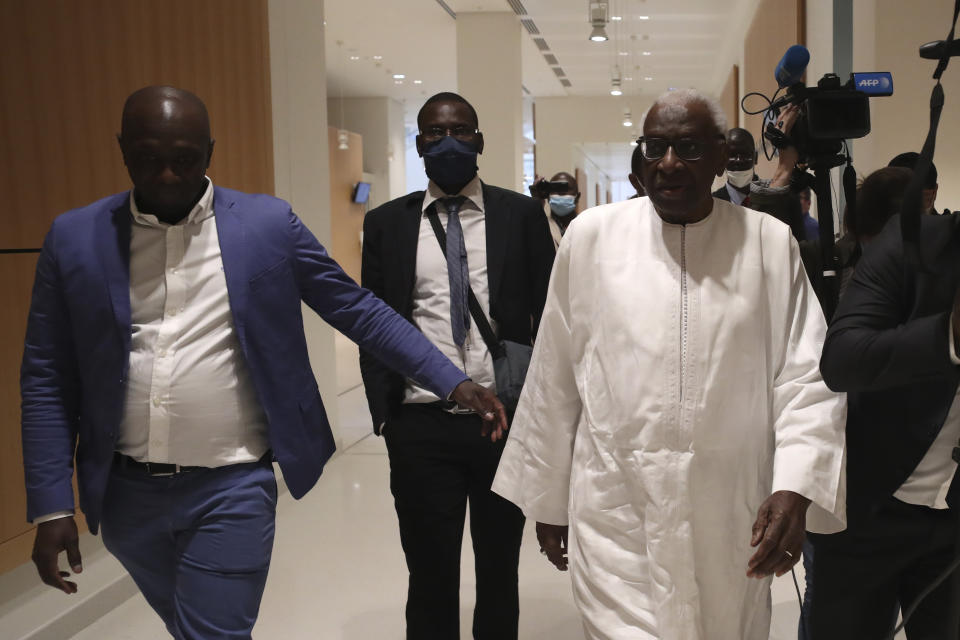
[528,177,548,201]
[32,517,82,594]
[771,104,801,188]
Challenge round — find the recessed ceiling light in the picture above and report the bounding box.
[642,51,652,56]
[638,15,650,20]
[394,80,403,85]
[644,76,654,81]
[610,88,623,96]
[372,55,383,60]
[619,51,629,56]
[611,15,622,21]
[393,74,405,79]
[413,80,423,84]
[349,56,360,61]
[624,76,633,81]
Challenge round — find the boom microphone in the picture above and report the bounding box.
[919,39,960,59]
[775,45,811,88]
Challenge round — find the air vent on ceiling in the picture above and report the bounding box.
[520,18,539,35]
[533,37,549,51]
[560,79,572,87]
[552,67,566,78]
[434,0,456,19]
[506,0,529,15]
[544,54,559,66]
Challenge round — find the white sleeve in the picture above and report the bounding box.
[770,234,847,534]
[491,232,582,526]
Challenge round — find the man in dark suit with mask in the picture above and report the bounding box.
[359,92,555,639]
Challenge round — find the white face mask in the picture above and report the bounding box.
[727,169,754,188]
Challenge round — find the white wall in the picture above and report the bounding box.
[327,96,408,208]
[270,0,341,446]
[535,95,653,179]
[852,0,960,210]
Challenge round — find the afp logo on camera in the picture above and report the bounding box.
[853,72,894,96]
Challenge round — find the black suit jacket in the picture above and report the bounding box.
[712,185,732,201]
[820,213,960,523]
[359,182,555,432]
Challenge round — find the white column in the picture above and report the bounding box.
[456,12,524,193]
[268,0,341,448]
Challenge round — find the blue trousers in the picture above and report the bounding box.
[100,456,277,639]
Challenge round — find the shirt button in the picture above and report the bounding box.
[152,396,161,407]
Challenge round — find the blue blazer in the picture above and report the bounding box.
[20,186,467,532]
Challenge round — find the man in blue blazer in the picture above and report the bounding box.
[20,86,505,639]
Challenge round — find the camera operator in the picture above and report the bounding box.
[889,152,952,216]
[803,192,960,638]
[530,171,579,248]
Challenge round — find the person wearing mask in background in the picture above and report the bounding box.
[359,92,555,640]
[543,171,579,247]
[806,166,960,639]
[492,89,845,640]
[713,127,758,206]
[20,86,506,639]
[888,152,951,215]
[799,188,819,241]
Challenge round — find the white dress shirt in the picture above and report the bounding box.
[118,179,269,465]
[404,175,496,404]
[894,320,960,508]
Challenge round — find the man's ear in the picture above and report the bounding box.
[629,173,645,195]
[207,139,216,168]
[415,134,424,158]
[475,132,484,155]
[116,133,126,163]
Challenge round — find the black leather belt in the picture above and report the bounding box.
[113,452,208,477]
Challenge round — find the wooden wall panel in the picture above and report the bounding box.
[743,0,805,177]
[0,0,274,251]
[328,127,365,284]
[0,0,273,575]
[720,65,740,130]
[0,255,38,546]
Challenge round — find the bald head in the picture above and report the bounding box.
[118,86,215,222]
[120,86,210,141]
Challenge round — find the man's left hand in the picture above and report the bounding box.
[450,381,509,441]
[746,490,810,578]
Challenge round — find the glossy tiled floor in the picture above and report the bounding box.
[67,338,823,640]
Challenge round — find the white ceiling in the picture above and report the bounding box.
[323,0,751,178]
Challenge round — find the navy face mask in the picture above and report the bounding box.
[422,136,479,191]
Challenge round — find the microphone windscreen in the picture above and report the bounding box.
[775,45,811,88]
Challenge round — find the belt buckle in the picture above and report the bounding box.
[144,462,178,477]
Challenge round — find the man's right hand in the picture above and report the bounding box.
[536,522,569,571]
[32,517,82,594]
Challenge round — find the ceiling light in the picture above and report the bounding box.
[372,55,383,60]
[394,80,403,85]
[611,15,622,21]
[349,55,360,61]
[588,1,610,42]
[644,76,654,81]
[638,15,650,20]
[589,25,609,41]
[642,51,652,56]
[624,76,633,81]
[413,80,423,84]
[623,108,633,127]
[337,129,349,151]
[393,74,405,79]
[619,51,629,56]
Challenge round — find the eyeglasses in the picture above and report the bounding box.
[637,135,724,161]
[420,126,480,141]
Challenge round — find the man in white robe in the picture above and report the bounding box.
[491,89,846,640]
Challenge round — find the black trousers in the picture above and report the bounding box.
[384,403,525,640]
[805,496,960,640]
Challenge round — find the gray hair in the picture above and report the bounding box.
[647,88,728,136]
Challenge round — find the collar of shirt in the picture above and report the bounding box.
[725,181,749,207]
[129,178,215,228]
[422,175,485,217]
